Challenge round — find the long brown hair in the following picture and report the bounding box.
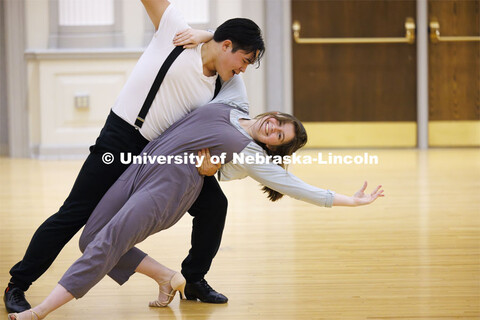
[252,112,308,201]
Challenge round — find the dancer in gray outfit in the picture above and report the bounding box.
[8,103,384,320]
[59,104,253,298]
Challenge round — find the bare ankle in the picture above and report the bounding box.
[155,269,175,285]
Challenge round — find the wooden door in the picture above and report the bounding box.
[291,0,417,147]
[291,0,479,148]
[428,0,480,146]
[292,0,417,122]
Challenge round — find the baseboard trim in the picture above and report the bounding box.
[429,121,480,147]
[303,122,416,148]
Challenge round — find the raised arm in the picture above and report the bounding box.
[141,0,171,30]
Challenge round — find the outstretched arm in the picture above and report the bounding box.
[220,144,384,208]
[141,0,170,30]
[247,162,384,207]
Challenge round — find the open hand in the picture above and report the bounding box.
[173,29,214,49]
[352,181,384,206]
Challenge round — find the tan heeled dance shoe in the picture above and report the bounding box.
[7,309,40,320]
[149,272,186,307]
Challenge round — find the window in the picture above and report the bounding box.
[49,0,123,48]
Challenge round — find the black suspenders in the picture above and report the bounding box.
[135,46,185,129]
[213,76,222,100]
[135,46,222,129]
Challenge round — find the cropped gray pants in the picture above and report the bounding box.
[58,163,202,298]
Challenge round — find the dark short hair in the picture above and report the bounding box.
[214,18,265,67]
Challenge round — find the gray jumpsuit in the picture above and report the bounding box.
[58,104,252,298]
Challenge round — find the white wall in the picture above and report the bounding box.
[25,0,49,49]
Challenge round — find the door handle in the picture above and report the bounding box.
[292,18,415,44]
[429,17,480,43]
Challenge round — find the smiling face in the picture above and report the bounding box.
[216,40,258,81]
[254,116,296,148]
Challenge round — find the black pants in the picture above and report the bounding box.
[9,111,227,290]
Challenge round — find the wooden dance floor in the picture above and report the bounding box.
[0,149,479,319]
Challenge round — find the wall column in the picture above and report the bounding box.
[5,0,29,157]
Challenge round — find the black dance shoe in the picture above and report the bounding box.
[3,286,31,313]
[184,279,228,303]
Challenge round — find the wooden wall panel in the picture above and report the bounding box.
[428,0,480,121]
[292,0,417,122]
